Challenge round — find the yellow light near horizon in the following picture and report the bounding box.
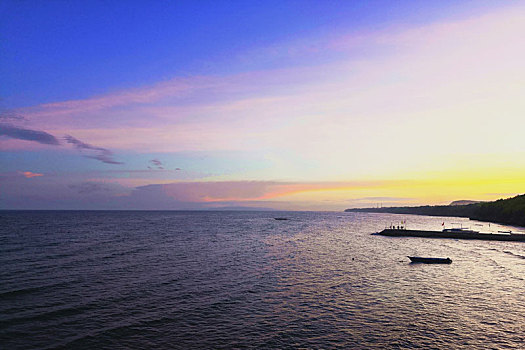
[267,172,524,208]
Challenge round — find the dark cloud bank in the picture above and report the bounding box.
[0,124,60,145]
[0,123,123,165]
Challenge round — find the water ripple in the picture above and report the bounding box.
[0,211,524,349]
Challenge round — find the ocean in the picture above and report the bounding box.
[1,210,524,349]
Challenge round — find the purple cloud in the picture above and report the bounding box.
[0,110,25,122]
[149,159,164,169]
[68,182,112,194]
[64,135,123,165]
[0,124,60,145]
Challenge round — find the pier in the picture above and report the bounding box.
[375,228,525,242]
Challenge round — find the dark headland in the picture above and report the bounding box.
[345,194,525,228]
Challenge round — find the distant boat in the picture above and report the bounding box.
[274,217,289,221]
[408,256,452,264]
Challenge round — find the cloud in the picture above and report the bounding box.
[0,175,133,209]
[149,158,164,169]
[0,124,60,145]
[64,135,123,165]
[134,181,275,202]
[11,5,523,122]
[354,197,414,202]
[2,3,523,206]
[68,182,112,194]
[131,180,405,203]
[0,110,25,122]
[16,76,215,120]
[19,171,44,178]
[7,4,522,161]
[101,179,416,210]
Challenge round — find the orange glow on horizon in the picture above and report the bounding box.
[19,171,44,178]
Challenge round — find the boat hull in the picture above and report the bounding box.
[408,256,452,264]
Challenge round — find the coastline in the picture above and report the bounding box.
[345,194,525,228]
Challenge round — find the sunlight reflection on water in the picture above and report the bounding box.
[0,211,524,349]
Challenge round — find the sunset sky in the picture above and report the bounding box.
[1,1,524,210]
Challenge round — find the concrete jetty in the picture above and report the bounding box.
[375,228,525,242]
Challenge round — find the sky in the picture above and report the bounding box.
[1,0,524,210]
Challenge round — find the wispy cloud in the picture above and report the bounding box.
[0,124,60,145]
[354,197,414,202]
[0,110,25,122]
[148,158,164,170]
[64,135,123,165]
[8,5,522,160]
[68,182,112,194]
[131,180,409,203]
[18,76,217,120]
[18,171,44,178]
[2,4,524,211]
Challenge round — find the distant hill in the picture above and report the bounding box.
[470,195,525,227]
[449,200,483,206]
[345,194,525,227]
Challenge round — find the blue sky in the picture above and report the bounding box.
[1,1,524,210]
[1,0,498,107]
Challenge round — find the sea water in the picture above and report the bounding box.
[1,211,524,349]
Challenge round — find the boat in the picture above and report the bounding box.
[408,256,452,264]
[274,217,289,221]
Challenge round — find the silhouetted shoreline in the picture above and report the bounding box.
[345,194,525,228]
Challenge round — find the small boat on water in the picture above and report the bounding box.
[408,256,452,264]
[274,217,289,221]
